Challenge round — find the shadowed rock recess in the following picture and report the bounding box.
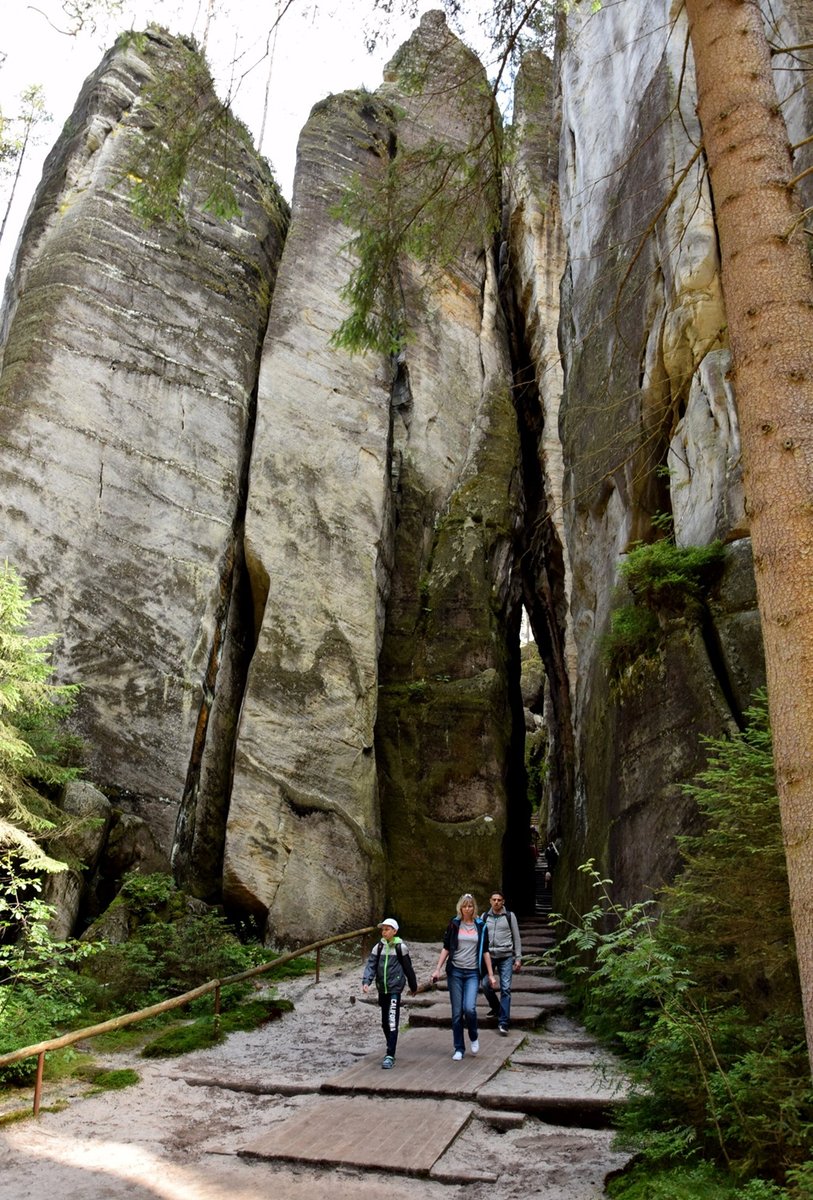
[2,0,796,944]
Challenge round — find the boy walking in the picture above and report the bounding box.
[362,918,418,1068]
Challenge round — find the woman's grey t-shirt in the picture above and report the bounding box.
[452,922,479,970]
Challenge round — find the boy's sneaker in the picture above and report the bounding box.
[452,1050,464,1061]
[382,1055,395,1069]
[470,1039,480,1054]
[498,1025,508,1036]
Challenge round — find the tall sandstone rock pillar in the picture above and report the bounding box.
[225,11,522,943]
[374,13,522,937]
[222,90,395,941]
[0,30,288,854]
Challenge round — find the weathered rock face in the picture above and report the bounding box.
[0,31,288,865]
[221,89,395,941]
[554,0,737,900]
[3,4,795,943]
[506,0,785,909]
[42,780,115,939]
[374,13,523,937]
[224,11,523,943]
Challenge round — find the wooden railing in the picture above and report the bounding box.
[0,924,377,1116]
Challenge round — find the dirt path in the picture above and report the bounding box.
[0,942,631,1199]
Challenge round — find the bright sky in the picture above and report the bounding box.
[0,0,481,285]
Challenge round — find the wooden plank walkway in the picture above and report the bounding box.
[234,916,632,1182]
[240,1095,472,1175]
[321,1027,525,1098]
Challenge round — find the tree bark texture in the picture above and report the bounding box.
[684,0,813,1073]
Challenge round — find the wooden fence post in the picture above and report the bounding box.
[33,1051,45,1116]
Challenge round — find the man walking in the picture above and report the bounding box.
[481,891,522,1035]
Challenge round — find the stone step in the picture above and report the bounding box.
[416,974,565,996]
[476,1064,628,1123]
[408,998,567,1028]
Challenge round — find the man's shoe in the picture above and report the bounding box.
[470,1039,479,1054]
[382,1055,395,1069]
[498,1025,508,1036]
[452,1050,464,1061]
[488,1006,500,1019]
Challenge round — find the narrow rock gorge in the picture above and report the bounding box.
[2,2,807,945]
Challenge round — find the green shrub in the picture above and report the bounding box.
[607,1161,789,1199]
[0,877,100,1084]
[600,604,661,676]
[619,539,725,612]
[0,562,81,868]
[79,899,271,1014]
[553,693,813,1186]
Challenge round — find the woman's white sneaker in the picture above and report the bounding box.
[452,1050,464,1061]
[470,1039,479,1054]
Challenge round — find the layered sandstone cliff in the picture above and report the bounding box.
[4,4,804,943]
[505,0,808,908]
[223,11,522,941]
[0,28,288,864]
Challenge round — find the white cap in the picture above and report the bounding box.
[379,917,399,932]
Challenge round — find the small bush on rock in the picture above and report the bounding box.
[601,537,725,679]
[79,874,273,1014]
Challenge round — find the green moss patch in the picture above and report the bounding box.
[140,997,294,1058]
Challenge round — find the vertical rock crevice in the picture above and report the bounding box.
[502,48,575,882]
[172,303,275,899]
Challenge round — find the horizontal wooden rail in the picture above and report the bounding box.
[0,923,376,1115]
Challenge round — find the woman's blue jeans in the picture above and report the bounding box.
[448,966,480,1054]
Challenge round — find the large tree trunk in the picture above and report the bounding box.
[684,0,813,1072]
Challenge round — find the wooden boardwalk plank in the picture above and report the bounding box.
[321,1027,525,1098]
[240,1096,472,1175]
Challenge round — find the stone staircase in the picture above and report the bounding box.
[407,916,565,1031]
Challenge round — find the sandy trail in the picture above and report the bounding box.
[0,941,629,1199]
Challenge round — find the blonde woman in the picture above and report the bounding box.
[430,893,498,1060]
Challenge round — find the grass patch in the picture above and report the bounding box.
[262,954,316,980]
[0,1100,70,1122]
[141,997,294,1059]
[0,1107,35,1125]
[88,1018,172,1054]
[86,1068,140,1094]
[140,1021,220,1058]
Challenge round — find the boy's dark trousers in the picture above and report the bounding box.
[379,991,401,1057]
